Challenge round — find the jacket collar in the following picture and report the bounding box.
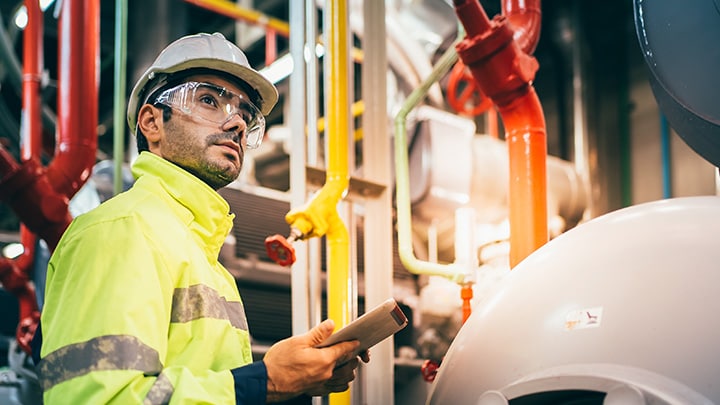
[131,152,234,258]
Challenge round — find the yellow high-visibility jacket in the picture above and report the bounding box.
[40,151,262,404]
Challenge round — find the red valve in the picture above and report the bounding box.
[421,359,441,382]
[264,234,297,266]
[17,311,40,354]
[447,60,493,116]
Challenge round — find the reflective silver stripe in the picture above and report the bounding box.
[38,334,162,391]
[171,284,248,330]
[144,372,174,405]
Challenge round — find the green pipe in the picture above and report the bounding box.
[113,0,128,195]
[393,41,469,283]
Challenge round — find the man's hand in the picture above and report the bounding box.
[264,319,368,402]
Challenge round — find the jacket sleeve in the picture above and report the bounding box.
[39,215,256,404]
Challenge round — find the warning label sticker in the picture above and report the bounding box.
[565,307,603,331]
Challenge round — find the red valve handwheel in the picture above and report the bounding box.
[16,312,39,354]
[421,359,440,382]
[265,234,296,266]
[447,61,493,116]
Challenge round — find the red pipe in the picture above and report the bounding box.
[19,0,43,304]
[0,0,100,354]
[0,151,72,249]
[21,0,43,162]
[47,0,99,198]
[503,0,542,54]
[453,0,548,268]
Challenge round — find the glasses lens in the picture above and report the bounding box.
[155,82,266,149]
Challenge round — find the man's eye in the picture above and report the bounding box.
[198,94,219,107]
[240,109,253,123]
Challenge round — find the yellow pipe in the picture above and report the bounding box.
[284,1,351,402]
[316,100,364,139]
[183,0,364,63]
[184,0,290,35]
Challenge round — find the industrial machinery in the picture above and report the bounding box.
[0,0,716,404]
[426,0,720,403]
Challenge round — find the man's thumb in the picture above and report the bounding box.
[309,319,336,345]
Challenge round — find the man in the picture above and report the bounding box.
[38,32,366,404]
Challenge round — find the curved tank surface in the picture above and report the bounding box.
[426,196,720,405]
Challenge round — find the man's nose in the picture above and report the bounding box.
[222,112,248,135]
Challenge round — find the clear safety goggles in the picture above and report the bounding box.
[154,81,266,149]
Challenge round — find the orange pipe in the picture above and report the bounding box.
[47,0,99,198]
[453,0,548,268]
[501,90,547,267]
[461,284,473,324]
[503,0,542,54]
[487,106,499,139]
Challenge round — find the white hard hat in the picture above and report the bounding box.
[127,32,278,135]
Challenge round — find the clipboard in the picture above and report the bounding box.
[316,298,408,355]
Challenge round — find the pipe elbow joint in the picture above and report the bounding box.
[285,179,348,239]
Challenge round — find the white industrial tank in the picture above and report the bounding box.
[426,196,720,404]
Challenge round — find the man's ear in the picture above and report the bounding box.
[137,104,163,144]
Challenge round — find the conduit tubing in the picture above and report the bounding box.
[113,0,128,196]
[453,0,547,268]
[394,43,470,283]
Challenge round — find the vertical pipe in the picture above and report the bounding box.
[305,0,322,331]
[453,0,548,267]
[503,92,547,267]
[325,0,351,404]
[571,2,592,216]
[289,0,311,338]
[361,0,394,403]
[394,44,468,281]
[21,0,43,162]
[265,28,277,65]
[660,114,672,198]
[20,0,43,263]
[113,0,128,196]
[48,0,99,198]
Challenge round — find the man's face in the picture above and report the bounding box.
[150,74,251,190]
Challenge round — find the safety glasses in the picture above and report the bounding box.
[154,81,266,149]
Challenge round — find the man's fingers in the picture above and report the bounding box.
[306,319,336,346]
[359,349,370,363]
[326,340,361,364]
[326,382,350,393]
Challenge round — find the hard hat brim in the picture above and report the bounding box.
[127,58,278,135]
